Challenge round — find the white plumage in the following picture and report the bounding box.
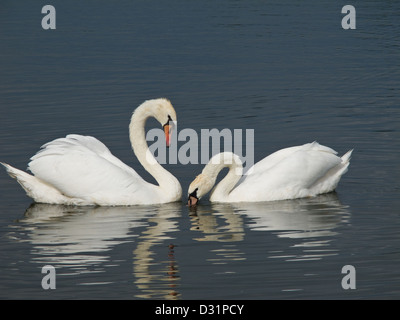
[188,142,353,204]
[1,98,182,206]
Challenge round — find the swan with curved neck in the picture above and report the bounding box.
[188,143,353,206]
[1,98,182,206]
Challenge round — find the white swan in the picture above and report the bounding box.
[1,98,182,206]
[188,142,352,206]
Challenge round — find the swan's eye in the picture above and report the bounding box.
[192,188,198,197]
[163,115,173,127]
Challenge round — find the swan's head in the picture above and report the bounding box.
[187,173,216,206]
[152,98,177,147]
[187,152,243,206]
[134,98,177,147]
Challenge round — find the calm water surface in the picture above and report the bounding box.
[0,1,399,299]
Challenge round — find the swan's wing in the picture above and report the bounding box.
[37,134,143,178]
[28,135,150,204]
[233,142,342,200]
[244,142,337,176]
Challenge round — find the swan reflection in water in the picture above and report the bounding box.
[18,202,182,299]
[14,193,350,298]
[188,203,247,266]
[190,193,350,262]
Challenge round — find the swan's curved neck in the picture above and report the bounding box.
[204,153,243,202]
[129,102,180,200]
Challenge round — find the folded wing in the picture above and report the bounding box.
[28,135,151,204]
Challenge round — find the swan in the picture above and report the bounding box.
[187,142,352,206]
[1,98,182,206]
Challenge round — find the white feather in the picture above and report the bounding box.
[188,142,353,203]
[1,99,182,205]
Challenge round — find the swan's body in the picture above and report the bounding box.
[188,142,352,205]
[1,98,182,206]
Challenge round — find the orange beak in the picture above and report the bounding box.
[164,124,171,147]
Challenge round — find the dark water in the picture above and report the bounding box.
[0,1,399,300]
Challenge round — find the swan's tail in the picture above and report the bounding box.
[339,149,353,176]
[1,162,36,196]
[1,162,68,204]
[332,149,353,177]
[310,149,353,196]
[0,162,43,199]
[341,149,353,164]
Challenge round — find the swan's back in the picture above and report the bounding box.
[231,142,352,202]
[28,135,155,205]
